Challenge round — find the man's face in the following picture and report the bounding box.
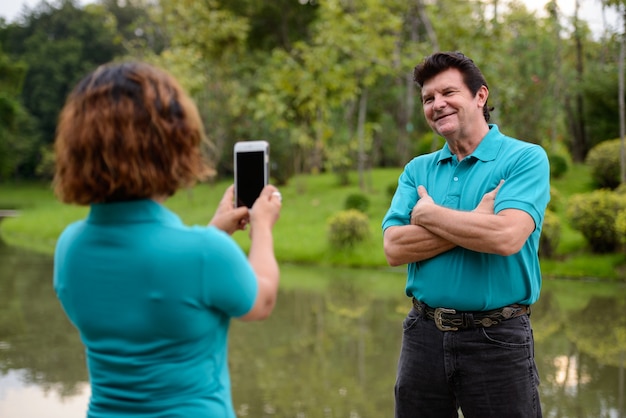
[420,68,487,139]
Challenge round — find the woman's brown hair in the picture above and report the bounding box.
[54,61,213,205]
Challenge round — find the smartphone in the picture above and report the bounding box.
[234,140,270,208]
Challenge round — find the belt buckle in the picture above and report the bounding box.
[434,307,458,331]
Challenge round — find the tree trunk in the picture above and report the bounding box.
[571,0,588,162]
[549,0,563,152]
[617,6,626,184]
[393,2,419,166]
[417,0,439,51]
[357,89,368,190]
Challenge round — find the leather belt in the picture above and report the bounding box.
[412,298,530,332]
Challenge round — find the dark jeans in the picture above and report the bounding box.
[395,306,542,418]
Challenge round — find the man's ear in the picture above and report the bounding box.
[476,85,489,107]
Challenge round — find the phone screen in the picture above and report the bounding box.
[236,150,266,208]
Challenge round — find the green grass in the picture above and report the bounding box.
[0,170,403,268]
[1,165,624,280]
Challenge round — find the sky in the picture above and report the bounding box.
[0,0,621,36]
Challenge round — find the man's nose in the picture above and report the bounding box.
[432,95,446,110]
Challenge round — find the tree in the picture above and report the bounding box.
[601,0,626,183]
[0,0,123,178]
[0,45,39,180]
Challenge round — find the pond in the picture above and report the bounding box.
[1,242,625,418]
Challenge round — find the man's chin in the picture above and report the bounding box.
[434,123,456,138]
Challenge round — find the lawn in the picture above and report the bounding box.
[1,165,624,279]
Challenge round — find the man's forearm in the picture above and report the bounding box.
[383,224,456,266]
[414,205,533,256]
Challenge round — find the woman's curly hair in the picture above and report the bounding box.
[54,61,214,205]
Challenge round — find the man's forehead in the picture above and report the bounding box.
[421,69,464,94]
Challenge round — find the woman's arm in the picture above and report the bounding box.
[238,186,282,321]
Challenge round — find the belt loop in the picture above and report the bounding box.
[462,313,475,329]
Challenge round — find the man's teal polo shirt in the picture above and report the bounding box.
[382,125,550,311]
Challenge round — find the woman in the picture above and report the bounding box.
[53,61,282,417]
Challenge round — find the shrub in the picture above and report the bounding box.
[567,189,626,253]
[615,209,626,249]
[547,187,561,213]
[585,139,621,189]
[539,210,561,259]
[548,154,568,179]
[344,193,370,213]
[615,183,626,196]
[327,209,370,249]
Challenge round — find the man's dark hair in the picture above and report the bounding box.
[413,51,493,122]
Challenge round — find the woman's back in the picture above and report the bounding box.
[54,200,257,418]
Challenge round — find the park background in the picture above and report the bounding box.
[2,1,626,417]
[2,0,626,278]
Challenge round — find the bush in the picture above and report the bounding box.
[616,209,626,248]
[567,189,626,253]
[344,193,370,213]
[586,139,622,189]
[548,154,568,179]
[615,183,626,195]
[547,187,561,213]
[327,209,370,249]
[539,210,561,259]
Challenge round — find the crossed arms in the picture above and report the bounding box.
[383,181,536,267]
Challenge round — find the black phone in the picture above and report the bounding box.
[234,141,269,208]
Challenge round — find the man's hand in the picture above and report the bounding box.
[473,179,504,214]
[411,180,504,225]
[410,185,436,225]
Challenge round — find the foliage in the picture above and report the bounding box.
[615,208,626,247]
[344,192,370,213]
[220,0,318,51]
[585,138,622,189]
[1,0,124,178]
[548,153,568,179]
[0,0,623,182]
[582,60,621,147]
[539,209,561,259]
[547,187,562,212]
[326,209,371,249]
[567,189,626,253]
[0,45,39,180]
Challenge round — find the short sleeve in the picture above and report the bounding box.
[494,144,550,229]
[382,167,420,231]
[197,227,258,317]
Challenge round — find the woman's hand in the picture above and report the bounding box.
[209,185,249,235]
[249,185,282,237]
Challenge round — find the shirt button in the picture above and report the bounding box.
[453,177,459,181]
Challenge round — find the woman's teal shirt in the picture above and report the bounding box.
[382,125,550,311]
[54,200,258,417]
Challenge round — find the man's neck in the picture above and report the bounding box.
[446,123,490,161]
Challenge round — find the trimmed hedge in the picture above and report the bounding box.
[567,189,626,253]
[586,139,622,189]
[327,209,371,249]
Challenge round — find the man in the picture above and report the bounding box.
[382,51,549,418]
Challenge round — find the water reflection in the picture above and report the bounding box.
[0,244,625,417]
